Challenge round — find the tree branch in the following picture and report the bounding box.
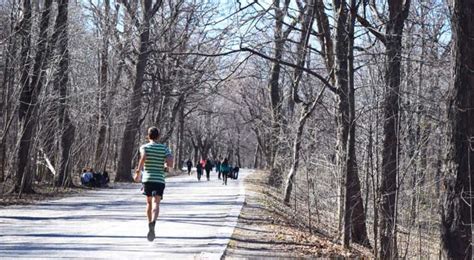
[356,14,387,45]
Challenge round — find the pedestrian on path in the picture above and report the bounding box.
[133,127,173,242]
[196,160,203,181]
[186,159,192,175]
[220,158,231,185]
[205,159,213,181]
[215,158,221,179]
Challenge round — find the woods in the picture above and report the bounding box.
[0,0,473,258]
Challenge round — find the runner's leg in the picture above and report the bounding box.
[152,195,161,222]
[146,196,153,223]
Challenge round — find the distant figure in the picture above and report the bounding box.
[205,159,213,181]
[231,166,240,180]
[220,158,231,185]
[81,168,94,186]
[215,158,221,179]
[186,159,192,175]
[102,171,110,186]
[133,127,173,242]
[196,161,203,181]
[92,169,102,187]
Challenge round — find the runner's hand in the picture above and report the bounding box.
[133,170,141,182]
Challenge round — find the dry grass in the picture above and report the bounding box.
[224,170,373,259]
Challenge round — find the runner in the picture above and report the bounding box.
[133,127,173,242]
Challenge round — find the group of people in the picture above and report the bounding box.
[186,157,239,185]
[80,168,109,188]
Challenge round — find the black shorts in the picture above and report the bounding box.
[142,182,165,198]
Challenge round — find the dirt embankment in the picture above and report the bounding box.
[224,171,372,259]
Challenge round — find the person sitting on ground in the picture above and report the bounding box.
[92,169,102,187]
[101,171,110,187]
[81,168,94,187]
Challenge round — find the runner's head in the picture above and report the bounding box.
[148,127,160,141]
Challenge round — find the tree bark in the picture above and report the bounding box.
[15,0,51,193]
[268,0,290,185]
[54,0,75,188]
[379,1,410,257]
[116,0,160,182]
[347,1,369,247]
[95,0,110,172]
[440,0,474,258]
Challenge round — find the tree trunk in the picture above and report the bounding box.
[379,1,410,257]
[116,0,157,182]
[54,0,75,187]
[15,0,51,194]
[95,0,110,172]
[268,0,290,185]
[0,8,16,182]
[440,0,474,258]
[333,0,351,247]
[347,2,369,246]
[253,143,259,169]
[176,103,185,170]
[284,104,311,204]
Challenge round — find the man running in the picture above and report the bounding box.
[133,127,173,242]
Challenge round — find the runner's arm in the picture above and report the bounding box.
[134,152,146,182]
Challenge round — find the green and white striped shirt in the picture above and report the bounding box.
[139,142,172,184]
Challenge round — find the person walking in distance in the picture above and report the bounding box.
[205,159,213,181]
[196,160,203,181]
[215,158,221,179]
[133,127,173,242]
[220,158,230,185]
[186,159,192,175]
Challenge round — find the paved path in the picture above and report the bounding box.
[0,169,250,259]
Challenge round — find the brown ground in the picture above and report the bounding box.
[0,181,83,207]
[223,171,372,259]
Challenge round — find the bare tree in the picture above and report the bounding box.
[54,0,75,187]
[15,0,51,194]
[115,0,163,182]
[440,0,474,258]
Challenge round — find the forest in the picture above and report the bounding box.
[0,0,473,258]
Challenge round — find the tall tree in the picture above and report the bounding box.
[378,1,410,257]
[115,0,163,182]
[54,0,75,187]
[15,0,52,193]
[357,0,411,256]
[267,0,292,185]
[312,0,369,246]
[440,0,474,258]
[95,0,111,172]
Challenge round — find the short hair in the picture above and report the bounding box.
[148,127,160,140]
